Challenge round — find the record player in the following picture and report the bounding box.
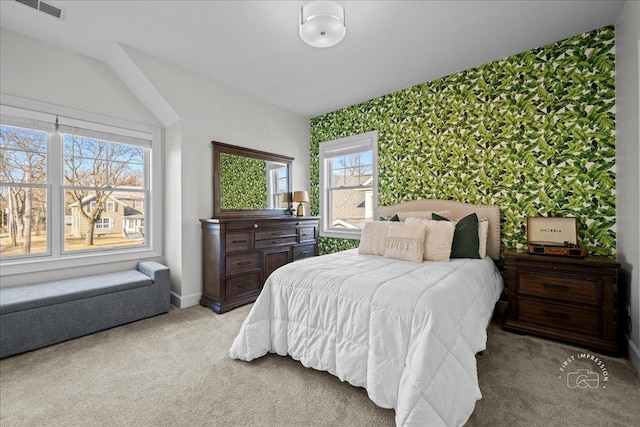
[526,216,586,257]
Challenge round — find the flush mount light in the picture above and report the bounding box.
[299,1,346,48]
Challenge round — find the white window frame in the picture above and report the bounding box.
[105,201,116,213]
[319,131,378,239]
[94,218,113,229]
[0,94,162,276]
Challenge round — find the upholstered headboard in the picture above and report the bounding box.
[374,200,501,260]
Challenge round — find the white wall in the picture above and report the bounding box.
[0,28,158,127]
[0,28,162,287]
[615,0,640,375]
[120,46,310,307]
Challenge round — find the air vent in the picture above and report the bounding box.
[15,0,65,20]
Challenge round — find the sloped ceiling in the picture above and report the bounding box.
[0,0,625,118]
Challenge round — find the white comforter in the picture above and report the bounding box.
[229,249,503,426]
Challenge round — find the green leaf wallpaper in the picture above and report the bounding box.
[310,26,616,256]
[220,153,268,210]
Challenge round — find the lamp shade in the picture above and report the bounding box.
[293,191,310,203]
[299,1,346,48]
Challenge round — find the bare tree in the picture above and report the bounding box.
[0,126,46,253]
[337,153,372,177]
[63,136,143,246]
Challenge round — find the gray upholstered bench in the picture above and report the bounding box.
[0,261,170,358]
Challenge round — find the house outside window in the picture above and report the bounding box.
[319,131,378,239]
[0,96,162,275]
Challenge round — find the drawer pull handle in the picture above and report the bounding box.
[239,283,253,289]
[272,240,285,244]
[300,250,310,255]
[543,310,569,320]
[543,283,569,291]
[271,232,284,236]
[232,239,248,244]
[237,261,253,266]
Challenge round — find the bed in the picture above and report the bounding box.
[229,200,503,426]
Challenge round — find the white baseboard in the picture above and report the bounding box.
[628,336,640,378]
[170,291,202,309]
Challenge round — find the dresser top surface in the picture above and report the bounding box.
[201,216,320,224]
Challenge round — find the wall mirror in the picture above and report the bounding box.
[212,141,293,217]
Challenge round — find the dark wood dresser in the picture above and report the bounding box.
[503,250,623,355]
[200,216,319,313]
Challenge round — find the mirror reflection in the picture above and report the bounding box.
[219,153,289,210]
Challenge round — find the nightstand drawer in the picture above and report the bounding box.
[225,273,261,299]
[226,252,260,276]
[518,272,600,305]
[518,298,601,335]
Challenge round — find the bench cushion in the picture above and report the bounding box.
[0,270,152,315]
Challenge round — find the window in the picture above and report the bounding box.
[94,218,113,229]
[319,131,377,239]
[0,96,161,275]
[0,117,50,256]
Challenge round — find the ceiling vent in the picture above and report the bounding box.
[15,0,66,20]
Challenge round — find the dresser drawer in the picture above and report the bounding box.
[299,226,316,242]
[518,272,600,305]
[225,231,252,253]
[518,298,601,335]
[293,244,316,260]
[226,252,260,276]
[225,273,262,299]
[255,228,297,241]
[255,236,297,249]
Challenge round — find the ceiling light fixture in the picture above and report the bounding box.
[299,1,346,48]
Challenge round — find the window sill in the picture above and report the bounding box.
[320,229,362,240]
[0,247,162,276]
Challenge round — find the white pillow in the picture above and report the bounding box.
[397,210,451,221]
[383,222,426,263]
[405,218,456,262]
[478,218,489,258]
[358,221,395,256]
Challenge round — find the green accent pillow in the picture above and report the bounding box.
[432,213,480,259]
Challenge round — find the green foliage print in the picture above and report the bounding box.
[219,153,267,210]
[310,26,616,256]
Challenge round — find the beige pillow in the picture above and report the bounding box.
[478,218,489,258]
[405,217,456,262]
[397,210,451,221]
[383,222,426,263]
[358,221,395,256]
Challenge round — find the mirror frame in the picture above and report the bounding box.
[211,141,294,218]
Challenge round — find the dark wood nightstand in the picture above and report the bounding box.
[503,249,624,355]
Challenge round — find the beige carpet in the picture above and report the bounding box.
[1,304,639,427]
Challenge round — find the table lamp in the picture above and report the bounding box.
[293,191,309,217]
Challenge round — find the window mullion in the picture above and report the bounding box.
[50,129,62,258]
